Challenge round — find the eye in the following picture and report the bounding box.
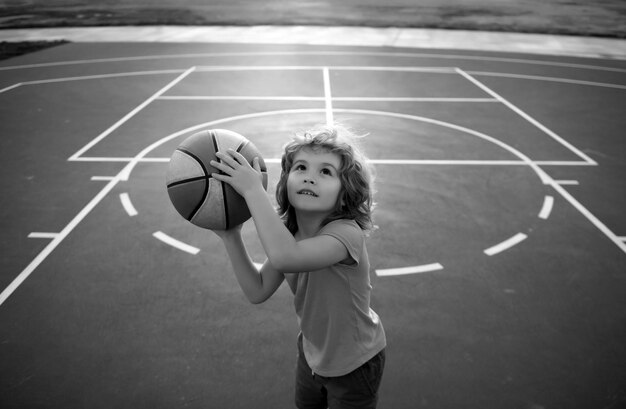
[321,168,333,176]
[292,163,306,172]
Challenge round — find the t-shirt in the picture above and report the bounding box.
[293,219,386,377]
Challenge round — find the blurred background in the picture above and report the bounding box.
[1,0,625,38]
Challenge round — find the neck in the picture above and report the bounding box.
[294,211,330,239]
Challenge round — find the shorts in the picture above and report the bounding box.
[295,334,386,409]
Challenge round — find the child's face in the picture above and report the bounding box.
[287,147,342,216]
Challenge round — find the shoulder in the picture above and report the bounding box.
[319,219,363,238]
[319,219,365,265]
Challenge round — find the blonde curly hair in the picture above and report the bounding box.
[275,124,376,234]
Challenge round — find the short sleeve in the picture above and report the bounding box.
[319,219,364,265]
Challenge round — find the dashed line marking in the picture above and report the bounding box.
[538,195,554,220]
[119,193,138,217]
[27,232,59,239]
[376,263,444,276]
[555,180,579,185]
[91,176,116,181]
[153,231,200,255]
[484,233,528,256]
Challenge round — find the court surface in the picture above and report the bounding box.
[1,40,625,408]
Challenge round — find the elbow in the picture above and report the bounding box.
[269,256,298,275]
[246,292,269,305]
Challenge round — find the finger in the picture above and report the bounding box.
[215,151,239,168]
[227,149,250,167]
[252,157,261,172]
[209,159,232,174]
[211,172,230,182]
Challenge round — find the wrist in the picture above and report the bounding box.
[243,184,267,202]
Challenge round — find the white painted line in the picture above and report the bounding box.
[115,107,557,185]
[466,71,626,91]
[91,176,115,181]
[0,83,22,94]
[556,180,579,185]
[323,67,333,126]
[618,237,626,242]
[159,96,326,101]
[0,177,121,306]
[333,97,498,102]
[538,196,554,220]
[549,181,626,253]
[153,232,200,255]
[68,67,196,161]
[194,65,456,73]
[370,159,527,165]
[0,51,620,73]
[376,263,444,276]
[484,233,528,256]
[73,157,596,166]
[158,96,497,102]
[22,70,186,85]
[119,193,138,217]
[27,232,59,239]
[455,68,598,165]
[75,157,169,162]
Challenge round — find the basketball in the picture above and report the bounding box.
[166,129,268,230]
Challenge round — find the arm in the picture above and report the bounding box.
[214,227,285,304]
[211,150,349,273]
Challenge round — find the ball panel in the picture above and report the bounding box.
[167,179,207,220]
[166,150,205,186]
[178,130,220,176]
[238,142,267,171]
[223,184,250,228]
[213,129,249,154]
[191,178,226,230]
[166,128,268,231]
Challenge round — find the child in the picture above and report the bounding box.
[210,124,386,409]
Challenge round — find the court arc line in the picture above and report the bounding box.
[153,231,200,255]
[0,82,22,94]
[538,196,554,219]
[0,50,622,73]
[484,233,528,256]
[115,108,554,187]
[376,263,444,276]
[119,193,138,217]
[116,108,560,272]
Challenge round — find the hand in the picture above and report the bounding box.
[210,149,264,198]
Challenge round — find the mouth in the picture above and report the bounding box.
[297,189,318,197]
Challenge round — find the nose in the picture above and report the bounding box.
[303,176,316,185]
